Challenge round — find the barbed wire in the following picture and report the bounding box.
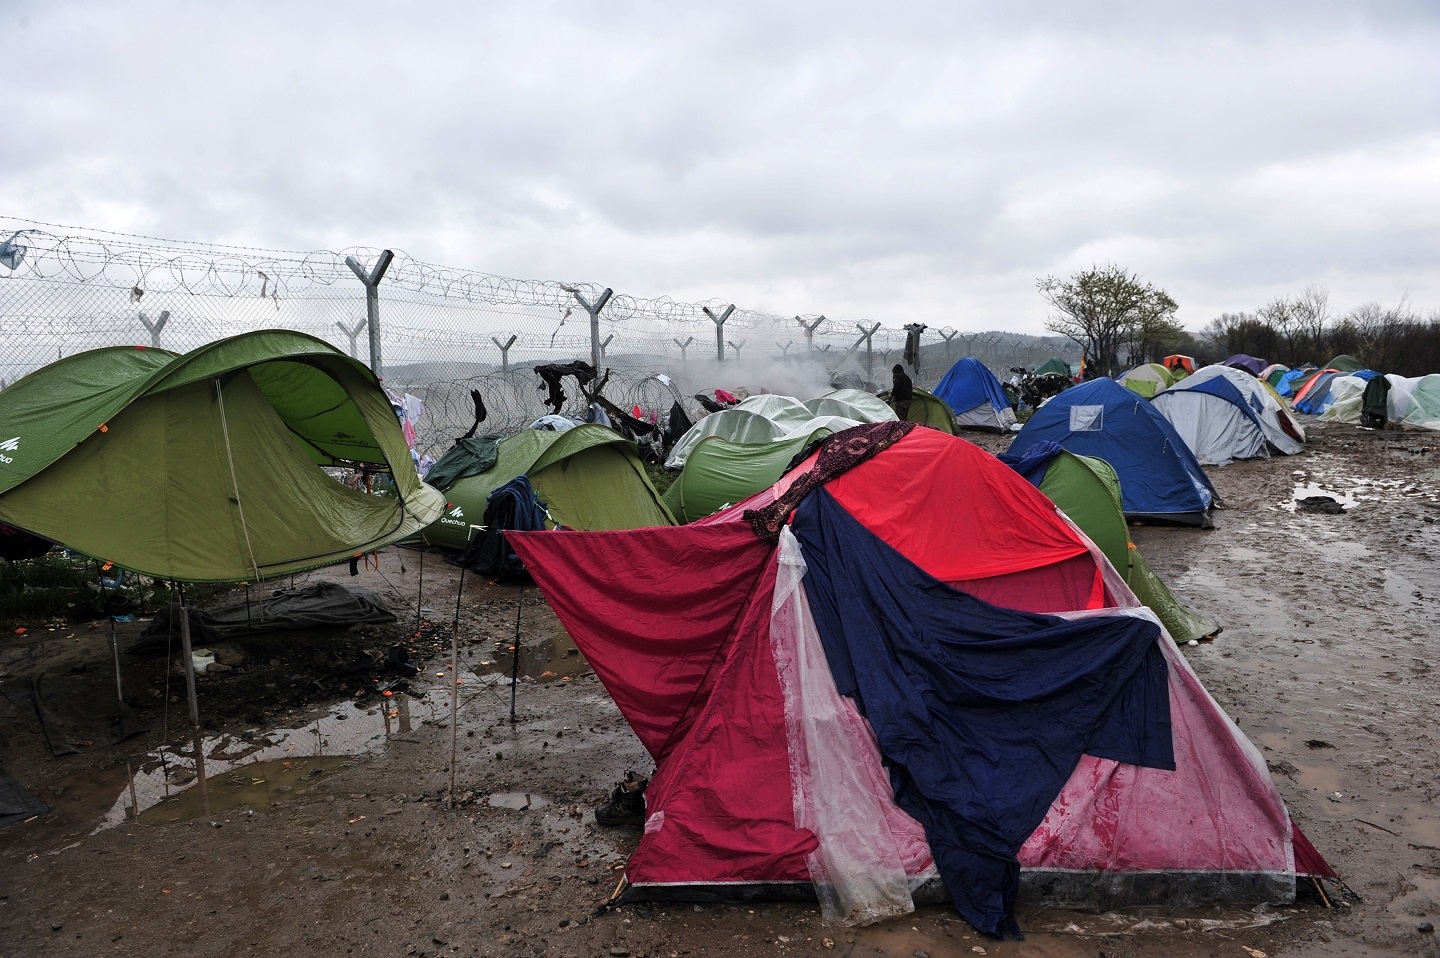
[0,218,1080,424]
[1,217,850,333]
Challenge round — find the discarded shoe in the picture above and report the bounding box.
[594,770,648,826]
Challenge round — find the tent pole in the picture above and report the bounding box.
[448,559,466,809]
[175,582,210,814]
[416,546,425,633]
[97,561,125,702]
[110,615,124,704]
[509,581,523,723]
[177,583,200,727]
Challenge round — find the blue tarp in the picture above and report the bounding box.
[933,358,1011,416]
[1293,370,1378,414]
[1276,368,1312,398]
[1006,378,1215,521]
[1293,371,1342,414]
[793,489,1173,937]
[996,440,1064,487]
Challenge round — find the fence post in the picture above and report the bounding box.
[940,328,958,362]
[137,310,170,348]
[797,315,825,351]
[855,322,881,381]
[673,336,694,368]
[599,333,614,361]
[344,250,395,380]
[336,319,366,359]
[778,341,793,359]
[571,287,613,369]
[726,339,746,361]
[491,334,517,373]
[704,304,735,362]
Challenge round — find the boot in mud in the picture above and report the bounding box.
[594,770,648,826]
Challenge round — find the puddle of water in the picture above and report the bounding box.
[92,673,504,831]
[133,755,355,824]
[1227,546,1269,562]
[471,629,587,683]
[487,791,549,810]
[1285,483,1358,512]
[1257,733,1347,798]
[1383,569,1424,605]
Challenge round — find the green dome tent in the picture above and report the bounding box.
[1117,362,1177,399]
[1010,448,1220,643]
[0,331,444,583]
[1324,354,1365,374]
[1034,357,1072,378]
[661,431,823,524]
[421,425,673,549]
[881,387,958,434]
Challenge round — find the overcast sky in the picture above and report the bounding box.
[3,0,1437,335]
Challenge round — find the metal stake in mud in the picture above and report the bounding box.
[510,581,523,724]
[416,546,425,633]
[174,581,210,815]
[449,551,466,809]
[98,561,124,703]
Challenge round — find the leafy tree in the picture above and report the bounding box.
[1037,266,1178,377]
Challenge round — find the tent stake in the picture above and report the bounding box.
[510,581,523,723]
[448,558,466,809]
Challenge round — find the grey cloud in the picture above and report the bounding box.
[2,0,1437,333]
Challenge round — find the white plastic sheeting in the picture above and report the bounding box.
[1318,375,1369,424]
[770,529,936,925]
[1387,374,1440,430]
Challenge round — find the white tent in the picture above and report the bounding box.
[803,388,896,423]
[1387,374,1440,430]
[665,392,895,469]
[1152,364,1305,466]
[1318,375,1371,424]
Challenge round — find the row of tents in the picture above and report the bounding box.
[0,332,1333,936]
[1122,352,1440,432]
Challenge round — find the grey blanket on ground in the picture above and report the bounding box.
[0,673,147,757]
[126,581,397,655]
[0,763,49,826]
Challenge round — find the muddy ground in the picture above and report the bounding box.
[1,418,1437,958]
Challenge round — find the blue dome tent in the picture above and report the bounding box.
[1007,378,1216,526]
[931,358,1017,432]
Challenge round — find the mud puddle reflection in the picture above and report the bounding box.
[465,624,588,684]
[94,670,510,831]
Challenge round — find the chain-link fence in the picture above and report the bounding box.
[0,216,1077,457]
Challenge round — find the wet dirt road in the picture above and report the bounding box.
[1,418,1437,957]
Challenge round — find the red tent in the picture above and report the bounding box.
[511,427,1330,928]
